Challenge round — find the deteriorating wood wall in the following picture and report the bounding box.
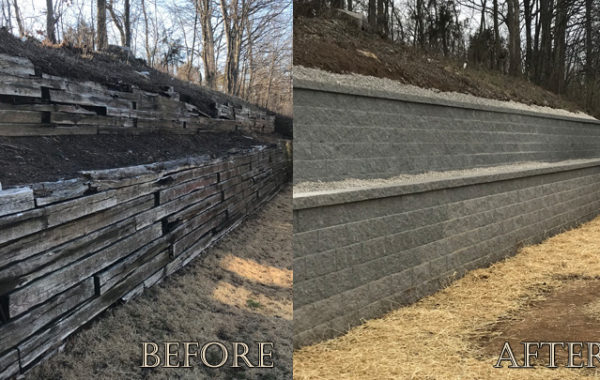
[0,53,275,137]
[0,144,290,377]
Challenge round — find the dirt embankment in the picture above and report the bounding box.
[294,15,585,115]
[27,186,292,380]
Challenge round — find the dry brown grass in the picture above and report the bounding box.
[294,215,600,379]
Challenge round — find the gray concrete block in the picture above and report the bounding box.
[335,242,364,270]
[293,83,600,348]
[293,257,306,283]
[294,230,320,258]
[294,85,600,182]
[305,249,337,278]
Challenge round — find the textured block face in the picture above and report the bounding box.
[293,82,600,348]
[293,85,600,183]
[293,161,600,348]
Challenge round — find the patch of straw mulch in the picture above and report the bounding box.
[294,215,600,379]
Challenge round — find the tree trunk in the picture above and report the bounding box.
[533,0,541,80]
[585,0,594,107]
[538,0,554,85]
[107,0,126,45]
[368,0,376,31]
[197,0,217,89]
[492,0,500,70]
[415,0,425,47]
[46,0,56,43]
[506,0,521,76]
[245,20,255,101]
[551,0,568,94]
[12,0,24,37]
[523,0,532,77]
[125,0,131,48]
[347,0,352,11]
[265,51,277,109]
[384,0,389,37]
[220,0,248,95]
[377,0,384,36]
[96,0,108,50]
[141,0,153,64]
[187,6,199,81]
[479,0,486,34]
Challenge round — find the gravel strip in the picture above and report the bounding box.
[294,66,597,121]
[294,159,600,194]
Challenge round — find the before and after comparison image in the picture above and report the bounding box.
[0,0,599,379]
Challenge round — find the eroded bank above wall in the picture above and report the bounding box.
[293,159,600,347]
[0,144,290,378]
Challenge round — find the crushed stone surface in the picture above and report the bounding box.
[294,66,598,121]
[294,159,600,195]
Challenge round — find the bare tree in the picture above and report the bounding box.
[11,0,25,37]
[197,0,217,89]
[141,0,152,63]
[220,0,250,95]
[492,0,500,69]
[97,0,108,49]
[368,0,376,30]
[125,0,131,48]
[550,0,569,93]
[47,0,57,43]
[506,0,521,76]
[523,0,533,76]
[107,0,126,45]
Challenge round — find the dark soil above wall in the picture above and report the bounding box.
[0,132,270,187]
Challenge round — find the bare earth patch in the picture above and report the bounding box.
[294,16,597,118]
[478,276,600,368]
[26,186,292,380]
[294,213,600,379]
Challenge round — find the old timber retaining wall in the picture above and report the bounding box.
[0,144,290,377]
[0,54,274,137]
[293,78,600,347]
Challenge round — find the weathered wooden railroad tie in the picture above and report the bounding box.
[0,53,275,137]
[0,144,290,377]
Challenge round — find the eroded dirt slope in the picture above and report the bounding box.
[294,15,585,115]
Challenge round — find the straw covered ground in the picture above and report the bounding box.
[294,214,600,379]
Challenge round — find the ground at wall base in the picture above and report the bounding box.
[293,213,600,379]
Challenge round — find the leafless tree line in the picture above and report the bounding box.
[302,0,600,115]
[0,0,291,114]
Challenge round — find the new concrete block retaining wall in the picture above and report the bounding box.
[293,79,600,347]
[294,79,600,183]
[0,144,290,378]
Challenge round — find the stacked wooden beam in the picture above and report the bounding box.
[0,53,275,136]
[0,144,290,377]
